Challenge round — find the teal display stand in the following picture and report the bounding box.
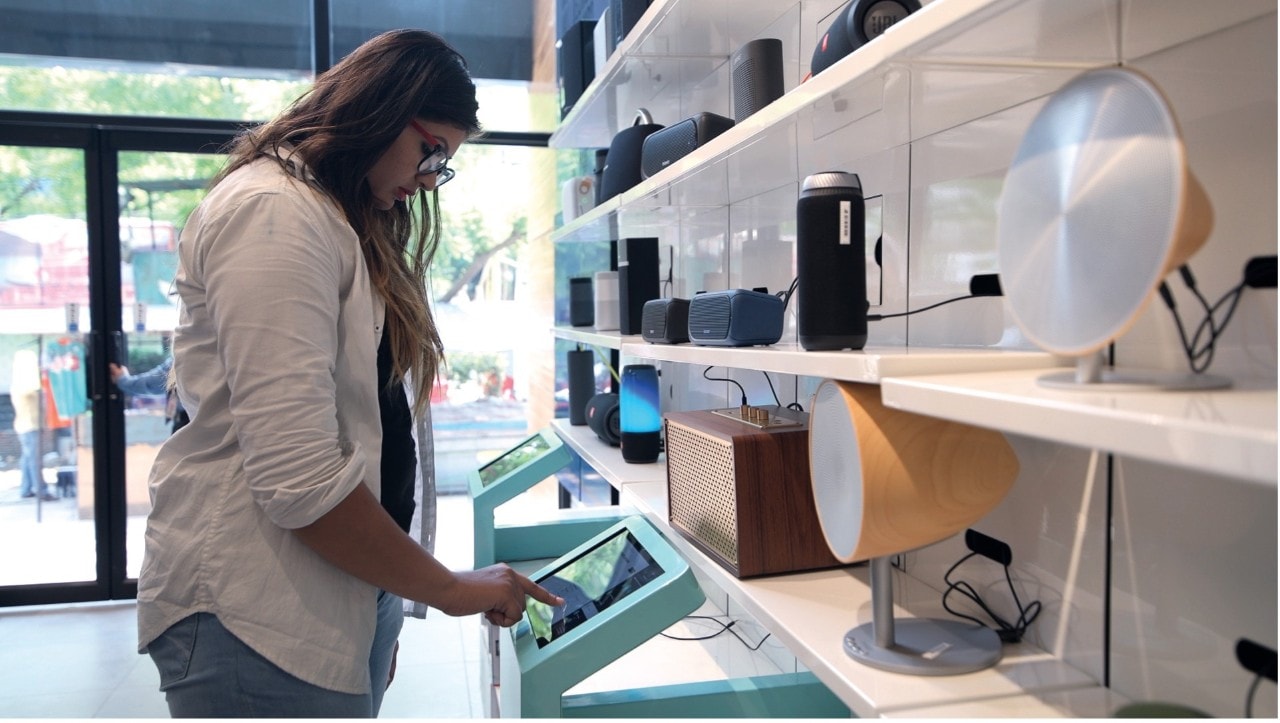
[499,516,705,717]
[468,427,624,568]
[496,516,851,719]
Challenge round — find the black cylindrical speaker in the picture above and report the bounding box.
[585,393,621,446]
[810,0,921,78]
[797,171,868,351]
[732,38,784,122]
[567,348,595,426]
[617,237,660,336]
[569,276,594,327]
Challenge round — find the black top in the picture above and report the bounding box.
[377,330,417,533]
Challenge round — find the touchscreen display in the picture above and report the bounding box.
[525,529,665,648]
[477,433,552,486]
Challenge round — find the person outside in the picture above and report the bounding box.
[10,348,53,501]
[136,29,562,718]
[109,356,189,433]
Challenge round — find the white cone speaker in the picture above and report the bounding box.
[808,379,1019,675]
[997,67,1227,390]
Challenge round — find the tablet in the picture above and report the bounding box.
[478,432,553,487]
[524,527,665,648]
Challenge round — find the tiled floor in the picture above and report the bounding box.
[0,492,494,718]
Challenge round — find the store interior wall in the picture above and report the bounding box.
[610,1,1276,717]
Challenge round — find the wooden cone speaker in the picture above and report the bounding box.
[997,67,1227,390]
[808,380,1018,563]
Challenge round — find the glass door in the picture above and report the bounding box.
[0,118,234,606]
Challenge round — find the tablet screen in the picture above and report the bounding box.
[477,433,552,487]
[525,529,665,648]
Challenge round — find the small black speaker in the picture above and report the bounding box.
[610,0,651,49]
[585,392,621,446]
[640,112,735,179]
[731,38,785,122]
[593,148,609,204]
[569,276,594,327]
[557,20,596,119]
[618,237,659,336]
[600,109,664,202]
[567,348,595,425]
[641,298,690,344]
[797,171,867,351]
[811,0,921,78]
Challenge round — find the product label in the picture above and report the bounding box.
[839,200,851,245]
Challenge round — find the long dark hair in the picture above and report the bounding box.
[215,29,481,415]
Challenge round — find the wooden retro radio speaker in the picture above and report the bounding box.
[663,405,843,578]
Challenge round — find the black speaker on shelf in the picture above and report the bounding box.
[640,112,735,179]
[585,392,621,446]
[617,237,660,336]
[610,0,651,49]
[593,148,609,204]
[731,38,785,122]
[600,109,665,202]
[811,0,921,78]
[569,276,594,327]
[797,171,868,351]
[641,297,690,344]
[557,19,596,119]
[567,348,595,426]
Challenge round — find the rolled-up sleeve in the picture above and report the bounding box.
[197,190,366,529]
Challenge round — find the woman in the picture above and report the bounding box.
[137,29,561,718]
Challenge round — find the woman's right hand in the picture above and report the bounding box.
[441,564,564,627]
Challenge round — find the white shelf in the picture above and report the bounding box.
[883,687,1131,718]
[617,480,1099,718]
[880,369,1278,486]
[552,326,632,350]
[552,419,667,491]
[618,340,1064,384]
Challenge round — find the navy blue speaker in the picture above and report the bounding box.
[687,289,784,347]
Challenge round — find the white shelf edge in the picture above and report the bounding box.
[552,326,633,350]
[880,369,1278,486]
[620,340,1065,383]
[552,419,667,492]
[615,480,1098,718]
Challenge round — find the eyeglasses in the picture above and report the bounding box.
[408,119,455,187]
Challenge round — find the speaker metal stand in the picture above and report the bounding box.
[843,556,1002,676]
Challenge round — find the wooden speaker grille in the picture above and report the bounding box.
[665,421,740,566]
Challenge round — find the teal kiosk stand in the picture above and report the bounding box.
[498,516,851,718]
[467,427,625,568]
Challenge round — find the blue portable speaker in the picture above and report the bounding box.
[687,289,784,347]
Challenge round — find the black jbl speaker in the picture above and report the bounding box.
[731,38,784,122]
[557,20,596,119]
[600,110,664,202]
[585,393,621,445]
[569,276,594,327]
[567,348,595,425]
[641,298,690,344]
[617,237,659,336]
[811,0,921,78]
[640,113,735,179]
[797,171,867,350]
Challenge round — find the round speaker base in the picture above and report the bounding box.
[1038,367,1231,392]
[842,618,1002,676]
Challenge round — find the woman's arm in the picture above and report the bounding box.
[293,483,562,626]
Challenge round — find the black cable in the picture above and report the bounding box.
[1160,263,1256,374]
[779,276,799,312]
[868,294,979,321]
[762,371,782,407]
[660,615,772,651]
[703,366,747,405]
[1245,673,1262,718]
[942,551,1041,644]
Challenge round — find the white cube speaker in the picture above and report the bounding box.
[592,270,619,331]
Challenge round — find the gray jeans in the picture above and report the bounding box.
[146,590,404,717]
